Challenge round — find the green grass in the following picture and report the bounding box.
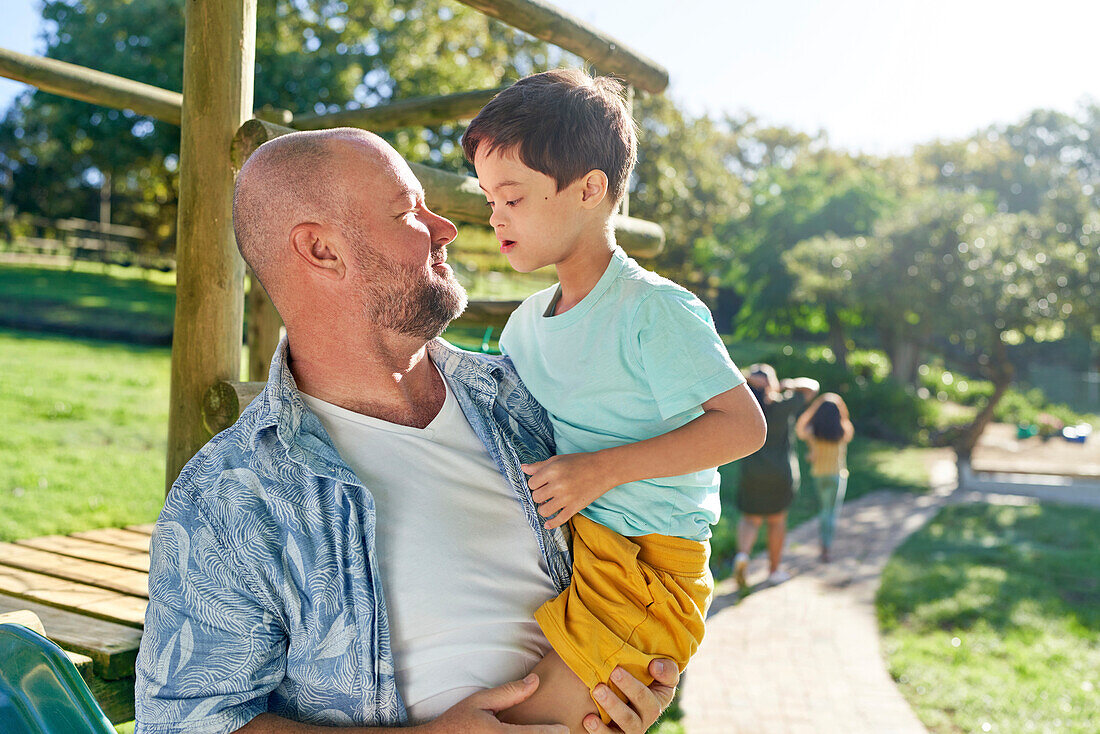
[708,439,940,577]
[877,502,1100,734]
[0,329,170,540]
[0,261,177,341]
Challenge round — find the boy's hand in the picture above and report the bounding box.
[522,452,617,530]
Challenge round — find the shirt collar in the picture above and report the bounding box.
[248,335,506,473]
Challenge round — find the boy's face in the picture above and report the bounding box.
[473,147,589,273]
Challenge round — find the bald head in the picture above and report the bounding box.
[232,127,394,295]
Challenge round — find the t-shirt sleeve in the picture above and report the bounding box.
[135,489,287,734]
[634,288,746,420]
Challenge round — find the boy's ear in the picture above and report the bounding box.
[289,222,347,280]
[578,169,609,210]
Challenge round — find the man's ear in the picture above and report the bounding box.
[578,169,609,210]
[289,222,346,280]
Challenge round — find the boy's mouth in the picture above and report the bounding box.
[500,240,516,253]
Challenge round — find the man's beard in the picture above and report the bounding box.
[353,243,468,341]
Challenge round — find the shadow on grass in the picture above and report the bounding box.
[0,263,176,343]
[878,502,1100,635]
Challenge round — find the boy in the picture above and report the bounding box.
[463,69,766,732]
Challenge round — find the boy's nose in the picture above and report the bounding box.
[489,207,505,229]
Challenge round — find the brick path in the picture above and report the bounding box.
[681,462,958,734]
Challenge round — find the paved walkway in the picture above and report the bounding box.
[680,460,1100,733]
[681,462,958,734]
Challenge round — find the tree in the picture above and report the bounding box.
[716,147,896,343]
[628,94,747,289]
[0,0,556,252]
[805,189,1091,458]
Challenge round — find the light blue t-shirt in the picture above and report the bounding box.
[499,247,745,540]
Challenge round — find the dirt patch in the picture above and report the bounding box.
[971,422,1100,478]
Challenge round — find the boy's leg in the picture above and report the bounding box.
[497,650,597,734]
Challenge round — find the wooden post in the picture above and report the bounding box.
[621,84,633,218]
[165,0,257,491]
[246,270,283,382]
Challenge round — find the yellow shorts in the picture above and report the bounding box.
[534,513,713,721]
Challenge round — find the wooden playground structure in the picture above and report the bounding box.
[0,0,668,723]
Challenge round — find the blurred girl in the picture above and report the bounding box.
[795,393,855,562]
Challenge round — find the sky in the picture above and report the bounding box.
[1,0,1098,156]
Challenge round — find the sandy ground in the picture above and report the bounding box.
[970,422,1100,477]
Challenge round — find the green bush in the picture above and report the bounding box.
[917,363,996,406]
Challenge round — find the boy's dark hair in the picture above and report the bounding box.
[462,68,637,207]
[809,400,845,442]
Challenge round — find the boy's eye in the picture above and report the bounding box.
[505,198,521,207]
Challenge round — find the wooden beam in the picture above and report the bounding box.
[292,87,506,132]
[0,46,182,125]
[232,119,665,257]
[165,0,257,490]
[203,380,264,436]
[451,0,668,93]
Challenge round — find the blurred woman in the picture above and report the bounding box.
[795,393,855,562]
[733,364,819,588]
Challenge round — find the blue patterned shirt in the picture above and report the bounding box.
[135,337,570,733]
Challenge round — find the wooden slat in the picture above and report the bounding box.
[69,528,152,553]
[0,543,149,598]
[124,524,156,535]
[15,535,150,573]
[0,593,143,680]
[0,565,147,628]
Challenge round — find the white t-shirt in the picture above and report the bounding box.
[299,372,556,723]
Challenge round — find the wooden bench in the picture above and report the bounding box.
[0,525,152,723]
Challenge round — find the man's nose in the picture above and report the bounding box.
[427,207,458,246]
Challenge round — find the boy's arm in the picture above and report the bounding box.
[523,383,765,530]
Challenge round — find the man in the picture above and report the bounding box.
[134,128,678,734]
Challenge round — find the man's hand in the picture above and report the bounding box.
[522,453,617,530]
[419,674,568,734]
[583,659,680,734]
